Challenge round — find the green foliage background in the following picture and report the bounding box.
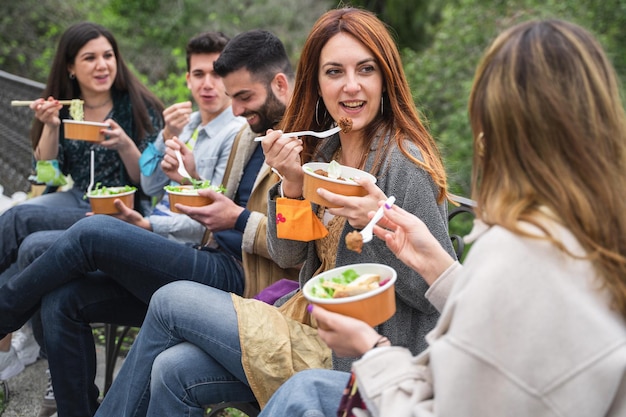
[405,0,626,195]
[2,0,625,196]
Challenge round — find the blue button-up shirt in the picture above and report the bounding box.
[142,106,245,244]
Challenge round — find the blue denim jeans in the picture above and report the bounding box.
[0,230,57,358]
[22,187,90,208]
[0,198,88,273]
[95,281,256,417]
[0,214,244,336]
[15,230,66,358]
[0,228,76,359]
[42,276,148,417]
[258,369,349,417]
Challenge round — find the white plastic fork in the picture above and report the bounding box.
[360,196,396,243]
[254,126,341,142]
[175,149,192,181]
[87,150,94,195]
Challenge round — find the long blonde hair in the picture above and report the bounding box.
[469,19,626,318]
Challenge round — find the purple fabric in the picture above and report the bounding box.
[253,279,300,305]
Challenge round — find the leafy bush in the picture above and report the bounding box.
[403,0,626,196]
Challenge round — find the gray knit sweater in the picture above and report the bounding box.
[267,133,456,372]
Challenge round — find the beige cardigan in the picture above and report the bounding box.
[205,124,300,298]
[353,221,626,417]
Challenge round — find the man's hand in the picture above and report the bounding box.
[111,199,152,230]
[162,101,193,139]
[175,189,244,232]
[161,138,199,183]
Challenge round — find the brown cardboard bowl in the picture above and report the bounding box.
[303,263,397,327]
[302,162,377,208]
[63,120,109,142]
[166,186,214,213]
[88,187,136,214]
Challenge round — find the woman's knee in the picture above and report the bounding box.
[148,282,237,345]
[288,369,334,388]
[148,282,193,324]
[151,347,182,386]
[283,369,349,398]
[151,343,205,393]
[151,282,188,311]
[151,281,228,314]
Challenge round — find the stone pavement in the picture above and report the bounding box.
[2,358,47,417]
[1,344,123,417]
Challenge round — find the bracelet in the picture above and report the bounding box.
[371,336,390,349]
[278,181,304,200]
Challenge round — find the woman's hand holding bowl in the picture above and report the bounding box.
[320,178,386,229]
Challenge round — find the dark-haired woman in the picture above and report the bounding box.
[0,21,162,383]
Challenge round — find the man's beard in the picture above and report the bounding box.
[246,90,286,134]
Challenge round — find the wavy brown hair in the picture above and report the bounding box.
[469,19,626,318]
[280,7,447,203]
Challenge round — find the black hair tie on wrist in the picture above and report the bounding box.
[371,336,390,349]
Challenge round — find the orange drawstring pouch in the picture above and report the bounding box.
[276,197,328,241]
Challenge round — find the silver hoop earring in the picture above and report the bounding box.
[69,73,76,80]
[380,96,384,115]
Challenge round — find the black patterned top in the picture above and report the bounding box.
[55,90,163,191]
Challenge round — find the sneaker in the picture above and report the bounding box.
[12,325,40,366]
[37,369,57,417]
[0,346,24,380]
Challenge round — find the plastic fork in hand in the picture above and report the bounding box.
[254,126,341,142]
[87,150,94,195]
[360,196,396,243]
[175,150,192,181]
